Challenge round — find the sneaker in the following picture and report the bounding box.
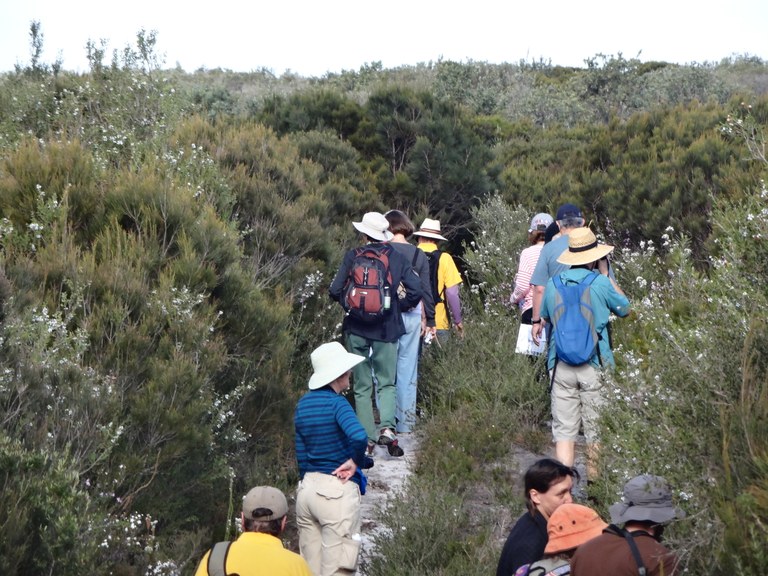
[386,439,404,457]
[377,428,397,445]
[377,428,404,457]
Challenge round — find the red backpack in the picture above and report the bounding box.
[344,245,394,323]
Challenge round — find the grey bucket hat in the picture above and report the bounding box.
[609,474,686,525]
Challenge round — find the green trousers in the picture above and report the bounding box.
[346,333,397,442]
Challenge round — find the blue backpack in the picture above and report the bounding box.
[551,272,602,366]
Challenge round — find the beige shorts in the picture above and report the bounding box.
[550,363,607,443]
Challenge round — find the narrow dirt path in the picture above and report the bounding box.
[355,432,420,575]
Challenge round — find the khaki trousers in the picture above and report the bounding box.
[296,472,362,576]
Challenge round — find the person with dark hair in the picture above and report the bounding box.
[496,458,580,576]
[543,220,561,244]
[329,212,422,458]
[194,486,312,576]
[294,342,371,576]
[571,475,686,576]
[384,209,435,434]
[511,212,554,325]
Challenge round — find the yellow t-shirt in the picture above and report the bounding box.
[419,241,462,330]
[194,532,312,576]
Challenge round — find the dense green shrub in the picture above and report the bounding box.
[1,26,767,574]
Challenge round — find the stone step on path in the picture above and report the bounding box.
[355,432,420,576]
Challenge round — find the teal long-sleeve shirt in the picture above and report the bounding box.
[295,388,368,487]
[541,268,630,370]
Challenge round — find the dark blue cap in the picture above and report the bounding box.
[556,203,582,220]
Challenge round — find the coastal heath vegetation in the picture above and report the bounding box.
[1,20,767,575]
[369,109,768,575]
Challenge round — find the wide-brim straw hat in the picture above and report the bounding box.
[308,342,366,390]
[352,212,393,242]
[609,474,686,525]
[413,217,447,241]
[557,227,614,266]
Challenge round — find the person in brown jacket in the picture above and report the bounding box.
[571,474,686,576]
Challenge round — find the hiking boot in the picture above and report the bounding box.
[377,428,405,457]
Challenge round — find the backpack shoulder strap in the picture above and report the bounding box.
[605,525,647,576]
[432,249,444,289]
[583,271,599,286]
[411,247,420,267]
[207,540,232,576]
[583,271,603,365]
[547,563,572,576]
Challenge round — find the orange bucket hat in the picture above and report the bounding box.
[544,503,607,554]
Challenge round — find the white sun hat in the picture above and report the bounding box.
[308,342,366,390]
[352,212,394,242]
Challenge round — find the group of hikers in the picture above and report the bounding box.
[496,459,685,576]
[194,204,688,575]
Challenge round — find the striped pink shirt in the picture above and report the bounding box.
[511,243,544,313]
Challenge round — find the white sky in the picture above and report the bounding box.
[1,0,767,76]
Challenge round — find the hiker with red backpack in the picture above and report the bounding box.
[538,227,630,480]
[329,212,422,459]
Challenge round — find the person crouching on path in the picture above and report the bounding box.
[294,342,371,576]
[496,458,579,576]
[525,503,607,576]
[539,227,630,480]
[193,486,312,576]
[571,474,686,576]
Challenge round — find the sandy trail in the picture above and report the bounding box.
[355,432,420,575]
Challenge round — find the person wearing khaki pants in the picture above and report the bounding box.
[296,472,362,575]
[295,342,371,575]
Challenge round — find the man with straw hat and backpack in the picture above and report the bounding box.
[413,217,464,344]
[538,227,630,481]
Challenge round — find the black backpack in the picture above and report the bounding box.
[425,249,443,305]
[344,245,394,323]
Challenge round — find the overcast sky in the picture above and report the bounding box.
[1,0,767,76]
